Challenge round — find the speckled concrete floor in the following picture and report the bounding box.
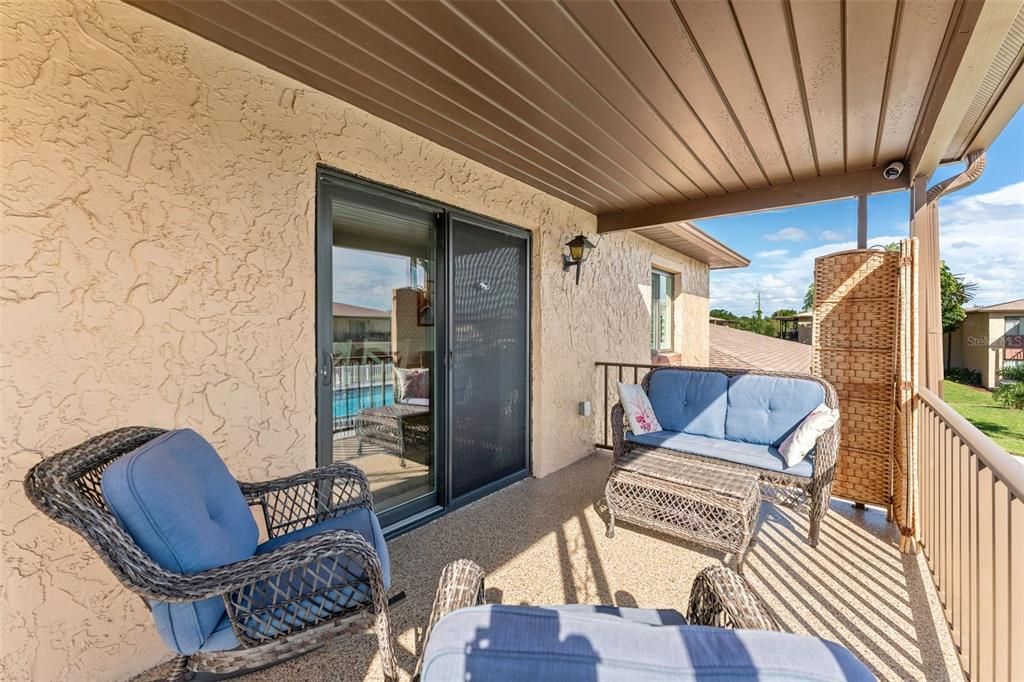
[139,451,962,682]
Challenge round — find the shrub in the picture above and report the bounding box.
[945,366,982,386]
[993,365,1024,410]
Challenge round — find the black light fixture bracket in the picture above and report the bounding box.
[562,234,597,286]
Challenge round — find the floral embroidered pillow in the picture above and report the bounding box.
[617,382,662,435]
[395,367,430,402]
[778,403,839,467]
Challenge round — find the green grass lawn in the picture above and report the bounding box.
[942,380,1024,456]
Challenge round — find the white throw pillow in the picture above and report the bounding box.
[779,403,839,467]
[617,382,662,435]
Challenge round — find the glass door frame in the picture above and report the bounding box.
[315,166,532,533]
[315,168,449,530]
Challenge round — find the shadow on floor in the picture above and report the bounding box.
[136,451,961,682]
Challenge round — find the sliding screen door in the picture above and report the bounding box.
[448,215,530,499]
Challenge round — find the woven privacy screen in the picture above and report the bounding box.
[812,248,903,509]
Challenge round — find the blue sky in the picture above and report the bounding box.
[699,109,1024,315]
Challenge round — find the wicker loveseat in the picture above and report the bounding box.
[415,560,873,681]
[24,427,398,681]
[612,366,839,546]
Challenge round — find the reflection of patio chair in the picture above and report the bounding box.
[416,560,873,681]
[24,427,399,681]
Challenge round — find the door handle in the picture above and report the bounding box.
[320,350,333,387]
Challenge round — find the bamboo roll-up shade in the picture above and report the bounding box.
[893,239,919,550]
[812,249,900,507]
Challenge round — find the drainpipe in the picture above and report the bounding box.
[911,150,987,399]
[857,195,868,248]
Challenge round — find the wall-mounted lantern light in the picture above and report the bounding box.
[562,234,596,285]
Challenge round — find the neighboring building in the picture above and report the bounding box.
[774,311,814,345]
[333,301,389,348]
[709,324,813,374]
[946,299,1024,388]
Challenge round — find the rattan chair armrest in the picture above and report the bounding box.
[686,565,782,631]
[125,529,382,604]
[611,403,627,462]
[238,462,370,499]
[221,529,390,647]
[239,463,372,537]
[414,559,486,679]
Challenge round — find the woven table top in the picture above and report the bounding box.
[616,447,759,501]
[358,403,430,418]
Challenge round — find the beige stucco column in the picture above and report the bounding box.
[910,178,943,397]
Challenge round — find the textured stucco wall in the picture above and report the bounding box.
[0,1,710,679]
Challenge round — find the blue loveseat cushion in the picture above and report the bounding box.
[647,369,729,438]
[101,429,259,655]
[626,431,813,478]
[199,509,391,651]
[725,375,825,446]
[421,605,875,682]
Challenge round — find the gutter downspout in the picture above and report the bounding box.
[913,150,987,399]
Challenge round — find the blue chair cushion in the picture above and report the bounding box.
[101,429,259,655]
[646,369,729,438]
[198,509,392,650]
[255,507,391,590]
[421,605,875,682]
[552,604,687,626]
[725,375,825,446]
[626,430,813,477]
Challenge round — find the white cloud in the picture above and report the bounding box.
[820,230,847,241]
[938,181,1024,307]
[764,227,808,241]
[712,234,905,314]
[711,179,1024,314]
[755,249,789,258]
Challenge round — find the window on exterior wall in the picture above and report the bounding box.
[651,269,674,352]
[1005,316,1023,368]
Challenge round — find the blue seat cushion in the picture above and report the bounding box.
[626,430,813,477]
[421,605,875,682]
[101,429,259,655]
[256,507,391,589]
[553,605,686,626]
[646,369,729,438]
[197,509,390,647]
[725,375,825,446]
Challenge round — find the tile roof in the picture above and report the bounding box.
[968,298,1024,314]
[709,324,812,374]
[332,302,391,318]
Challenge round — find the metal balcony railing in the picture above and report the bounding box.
[917,386,1023,681]
[594,362,663,449]
[332,355,393,433]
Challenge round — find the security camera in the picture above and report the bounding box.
[883,161,905,180]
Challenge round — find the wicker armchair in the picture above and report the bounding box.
[23,427,398,681]
[414,560,781,679]
[612,366,839,545]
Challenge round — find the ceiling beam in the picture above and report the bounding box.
[909,0,1022,179]
[597,167,908,232]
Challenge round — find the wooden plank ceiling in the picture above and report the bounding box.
[130,0,1023,229]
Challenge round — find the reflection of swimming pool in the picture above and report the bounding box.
[333,385,394,418]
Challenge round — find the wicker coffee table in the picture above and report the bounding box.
[605,448,761,570]
[356,404,431,466]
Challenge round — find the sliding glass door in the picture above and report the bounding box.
[317,169,530,529]
[317,176,441,523]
